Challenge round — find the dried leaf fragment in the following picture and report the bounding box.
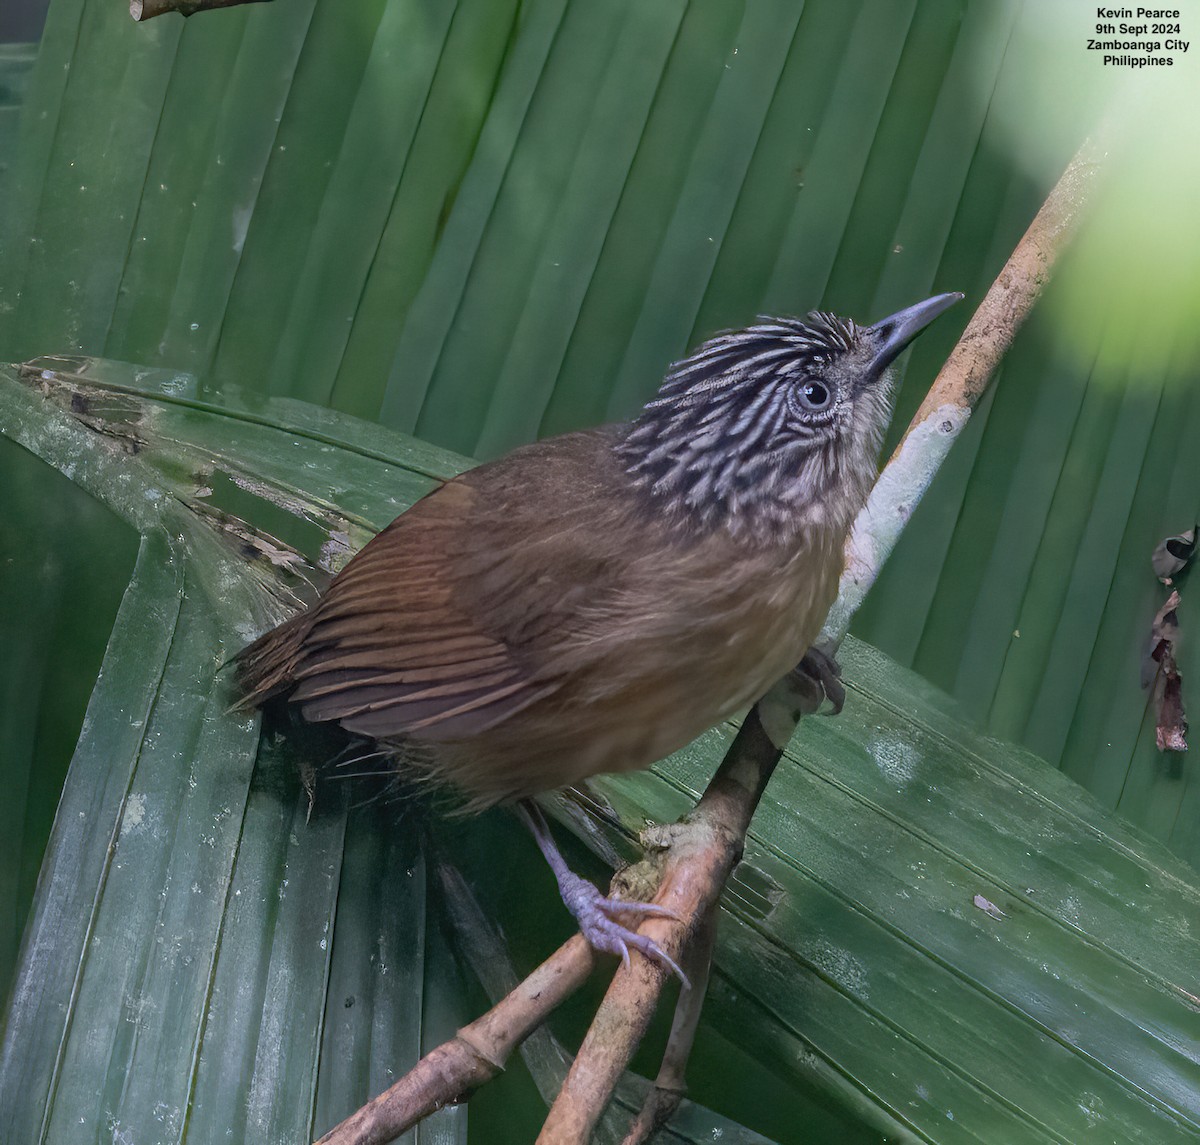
[1145,590,1188,752]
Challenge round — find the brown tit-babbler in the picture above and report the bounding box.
[236,291,962,975]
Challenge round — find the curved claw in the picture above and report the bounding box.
[796,646,846,714]
[592,896,682,922]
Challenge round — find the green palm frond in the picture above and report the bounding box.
[3,359,1197,1143]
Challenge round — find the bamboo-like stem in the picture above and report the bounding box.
[318,129,1103,1145]
[820,134,1104,647]
[620,908,718,1145]
[315,937,597,1145]
[131,0,272,21]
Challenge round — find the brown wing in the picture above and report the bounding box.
[235,429,627,741]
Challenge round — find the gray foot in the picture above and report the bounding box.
[518,801,690,988]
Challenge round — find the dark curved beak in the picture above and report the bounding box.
[866,291,963,376]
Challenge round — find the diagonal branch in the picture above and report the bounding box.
[618,905,718,1145]
[536,711,781,1142]
[820,131,1105,647]
[315,936,597,1145]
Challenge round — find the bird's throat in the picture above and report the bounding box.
[614,424,870,548]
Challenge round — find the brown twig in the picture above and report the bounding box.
[316,712,777,1145]
[822,131,1104,645]
[905,145,1101,430]
[621,907,718,1145]
[315,937,596,1145]
[130,0,272,21]
[537,711,781,1142]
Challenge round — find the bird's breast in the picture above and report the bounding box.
[658,530,844,724]
[434,523,846,806]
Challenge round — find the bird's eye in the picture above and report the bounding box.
[794,379,832,413]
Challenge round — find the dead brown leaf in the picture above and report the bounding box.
[1145,590,1187,752]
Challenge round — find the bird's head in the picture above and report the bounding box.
[618,292,962,542]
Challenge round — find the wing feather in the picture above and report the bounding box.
[236,435,626,739]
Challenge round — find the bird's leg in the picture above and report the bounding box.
[795,645,846,714]
[517,800,690,987]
